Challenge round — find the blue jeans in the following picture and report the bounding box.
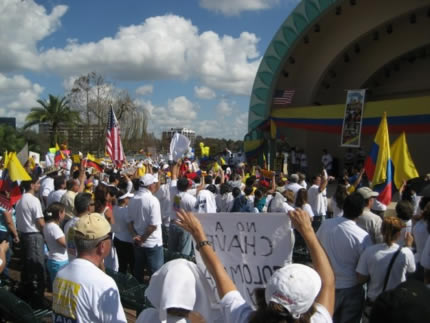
[334,284,365,323]
[46,259,68,285]
[133,245,163,282]
[168,223,193,256]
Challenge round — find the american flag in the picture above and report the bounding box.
[272,89,295,105]
[106,106,125,166]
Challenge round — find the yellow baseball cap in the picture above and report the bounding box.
[74,213,111,240]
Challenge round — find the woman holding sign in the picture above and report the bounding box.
[175,208,335,323]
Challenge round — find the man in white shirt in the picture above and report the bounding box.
[39,166,58,210]
[356,187,383,244]
[52,213,127,322]
[317,193,372,323]
[321,149,333,176]
[285,173,302,199]
[168,177,197,256]
[15,176,46,304]
[128,174,164,282]
[46,175,67,208]
[307,172,328,221]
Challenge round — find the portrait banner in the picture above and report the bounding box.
[341,89,366,147]
[195,213,294,308]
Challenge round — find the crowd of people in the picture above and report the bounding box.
[0,150,430,323]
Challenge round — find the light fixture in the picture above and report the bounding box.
[283,70,289,78]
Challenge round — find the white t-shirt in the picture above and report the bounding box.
[330,199,343,218]
[196,190,217,214]
[356,243,415,301]
[171,191,197,220]
[43,222,68,262]
[127,188,163,248]
[300,203,314,219]
[317,217,372,289]
[40,176,54,209]
[155,183,172,226]
[413,219,429,263]
[397,219,412,247]
[308,185,327,216]
[112,205,133,243]
[220,290,332,323]
[64,216,80,260]
[52,258,127,323]
[15,193,44,233]
[216,192,234,213]
[420,236,430,269]
[285,182,302,197]
[46,189,67,208]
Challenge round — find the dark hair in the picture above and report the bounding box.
[66,179,78,190]
[220,183,232,195]
[109,173,120,184]
[395,200,413,221]
[45,202,65,222]
[295,188,308,208]
[177,178,190,192]
[232,187,241,198]
[401,184,415,203]
[205,175,213,184]
[54,175,66,190]
[334,184,348,210]
[75,192,93,214]
[246,176,257,187]
[206,184,217,194]
[20,174,39,192]
[343,193,365,219]
[244,186,253,196]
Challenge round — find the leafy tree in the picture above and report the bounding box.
[24,95,81,146]
[0,125,40,153]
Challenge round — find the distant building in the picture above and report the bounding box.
[0,117,16,129]
[39,123,105,153]
[162,128,196,150]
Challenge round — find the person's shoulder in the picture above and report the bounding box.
[311,303,333,323]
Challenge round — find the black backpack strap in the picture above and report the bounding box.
[383,246,402,292]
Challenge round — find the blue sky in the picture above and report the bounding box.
[0,0,299,139]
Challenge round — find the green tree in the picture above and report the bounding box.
[24,95,81,146]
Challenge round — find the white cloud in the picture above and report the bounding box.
[38,15,260,95]
[215,100,233,116]
[199,0,279,15]
[0,73,44,125]
[0,4,259,96]
[0,0,67,72]
[194,86,216,100]
[136,84,153,96]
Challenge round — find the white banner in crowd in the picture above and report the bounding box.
[195,213,294,308]
[341,89,366,147]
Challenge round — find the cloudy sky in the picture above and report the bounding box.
[0,0,299,139]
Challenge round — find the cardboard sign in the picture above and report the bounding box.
[195,213,294,308]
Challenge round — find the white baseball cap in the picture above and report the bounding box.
[265,264,321,318]
[139,174,159,186]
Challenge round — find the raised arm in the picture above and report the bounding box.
[289,209,335,316]
[175,209,236,298]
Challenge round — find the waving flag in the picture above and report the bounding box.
[364,112,392,205]
[54,143,65,164]
[390,132,419,190]
[86,153,104,172]
[106,106,125,167]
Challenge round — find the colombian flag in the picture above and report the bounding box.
[364,112,392,205]
[86,153,104,172]
[54,143,65,164]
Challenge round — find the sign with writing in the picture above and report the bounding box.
[195,213,294,308]
[341,89,366,147]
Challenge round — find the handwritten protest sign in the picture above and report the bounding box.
[195,213,294,308]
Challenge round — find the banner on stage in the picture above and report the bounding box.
[341,89,366,147]
[195,213,294,308]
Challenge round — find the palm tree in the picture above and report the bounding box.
[24,95,81,146]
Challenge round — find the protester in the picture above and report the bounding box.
[60,178,80,222]
[174,208,335,323]
[412,201,430,279]
[295,188,314,219]
[64,192,95,260]
[395,200,414,246]
[356,187,383,244]
[112,190,135,274]
[127,173,164,282]
[317,193,372,323]
[331,184,348,218]
[43,202,68,285]
[39,166,58,210]
[46,175,67,208]
[52,213,127,322]
[308,171,328,222]
[356,216,415,321]
[15,175,46,304]
[0,206,19,276]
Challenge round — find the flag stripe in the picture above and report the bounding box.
[106,107,124,166]
[273,90,295,105]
